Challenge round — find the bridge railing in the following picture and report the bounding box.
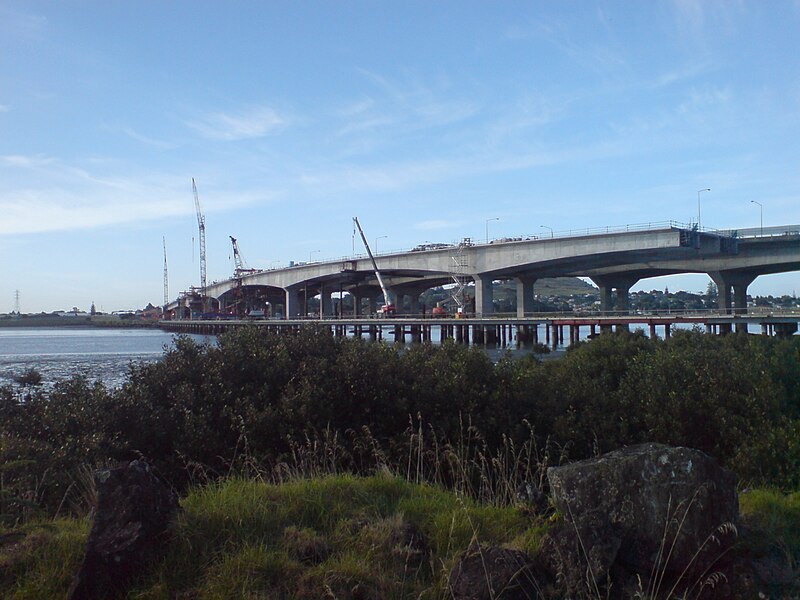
[718,225,800,239]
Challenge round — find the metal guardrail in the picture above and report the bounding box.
[718,225,800,239]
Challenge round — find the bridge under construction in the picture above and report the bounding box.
[165,221,800,323]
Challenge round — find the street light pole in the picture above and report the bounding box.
[310,249,320,262]
[375,235,388,254]
[485,217,499,244]
[697,188,710,229]
[540,225,553,238]
[750,200,763,236]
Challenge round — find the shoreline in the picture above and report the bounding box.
[0,315,159,329]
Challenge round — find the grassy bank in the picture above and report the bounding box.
[2,475,798,599]
[1,474,546,599]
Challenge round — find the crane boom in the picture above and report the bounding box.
[163,236,169,307]
[192,178,207,290]
[230,236,245,274]
[353,217,393,311]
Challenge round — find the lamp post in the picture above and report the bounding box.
[750,200,763,236]
[310,249,320,262]
[697,188,710,229]
[485,217,499,244]
[540,225,553,238]
[375,235,387,254]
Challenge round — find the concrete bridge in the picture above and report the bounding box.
[167,221,800,319]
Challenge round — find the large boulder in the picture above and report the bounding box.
[546,443,738,596]
[448,543,549,599]
[68,460,180,600]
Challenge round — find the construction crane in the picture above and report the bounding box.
[230,236,245,276]
[163,236,169,307]
[192,178,207,291]
[353,217,395,315]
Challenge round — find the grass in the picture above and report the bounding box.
[2,478,799,598]
[156,473,540,600]
[0,518,89,600]
[0,473,546,600]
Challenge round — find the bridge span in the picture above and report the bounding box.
[166,222,800,320]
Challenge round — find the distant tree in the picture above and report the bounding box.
[90,302,96,315]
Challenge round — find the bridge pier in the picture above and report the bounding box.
[515,276,536,317]
[284,285,303,319]
[592,275,638,315]
[474,275,494,317]
[710,271,756,317]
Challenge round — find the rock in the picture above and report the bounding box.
[67,460,180,600]
[448,543,549,599]
[546,443,738,596]
[515,481,549,514]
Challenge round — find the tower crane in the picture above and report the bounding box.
[192,178,207,291]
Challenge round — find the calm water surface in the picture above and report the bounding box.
[0,328,209,389]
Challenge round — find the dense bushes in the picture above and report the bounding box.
[2,325,799,523]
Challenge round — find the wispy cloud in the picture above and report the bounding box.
[0,104,10,113]
[335,70,478,139]
[0,4,47,41]
[187,105,287,141]
[650,62,710,89]
[669,0,745,36]
[0,155,261,235]
[120,127,174,149]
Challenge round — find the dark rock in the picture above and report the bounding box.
[67,460,180,600]
[448,543,549,599]
[546,443,738,596]
[516,481,549,514]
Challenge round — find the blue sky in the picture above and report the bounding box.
[2,1,800,313]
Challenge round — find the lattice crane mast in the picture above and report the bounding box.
[163,236,169,307]
[192,178,207,291]
[230,236,246,276]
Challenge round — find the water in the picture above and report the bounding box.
[0,328,208,389]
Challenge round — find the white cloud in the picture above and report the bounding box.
[121,127,174,149]
[0,155,261,235]
[187,106,286,141]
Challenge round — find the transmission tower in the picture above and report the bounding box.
[192,178,207,290]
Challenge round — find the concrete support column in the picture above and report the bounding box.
[284,286,302,319]
[592,275,639,315]
[319,287,333,317]
[368,296,377,315]
[352,293,362,317]
[474,275,494,317]
[710,271,756,316]
[407,294,421,316]
[515,276,537,318]
[597,285,613,313]
[732,284,748,316]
